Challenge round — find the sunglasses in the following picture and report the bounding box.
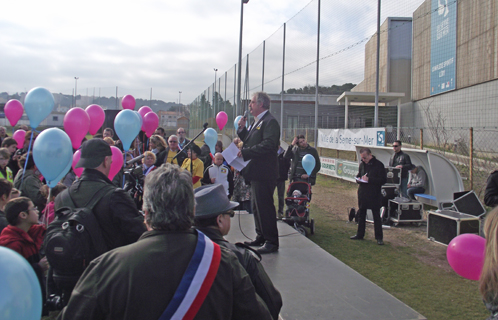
[393,145,400,148]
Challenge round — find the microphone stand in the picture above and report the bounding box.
[173,123,209,175]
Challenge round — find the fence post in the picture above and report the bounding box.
[420,129,423,150]
[470,127,473,190]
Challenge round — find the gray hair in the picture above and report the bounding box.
[143,163,194,231]
[253,92,271,109]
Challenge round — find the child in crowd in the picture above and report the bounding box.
[202,152,234,199]
[181,144,204,189]
[0,197,49,315]
[40,183,67,226]
[142,151,157,176]
[0,178,13,234]
[0,147,13,182]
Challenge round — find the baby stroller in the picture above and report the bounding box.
[283,181,315,236]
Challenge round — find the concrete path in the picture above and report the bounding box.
[226,213,426,320]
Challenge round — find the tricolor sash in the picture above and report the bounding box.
[158,230,221,320]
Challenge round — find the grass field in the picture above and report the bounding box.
[306,176,489,320]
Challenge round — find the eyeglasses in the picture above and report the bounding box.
[225,210,235,218]
[169,141,178,143]
[177,131,185,134]
[28,207,38,212]
[393,145,400,148]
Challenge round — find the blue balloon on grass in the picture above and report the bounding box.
[0,246,42,320]
[24,87,55,129]
[114,109,141,151]
[47,156,72,188]
[302,154,316,176]
[234,116,242,130]
[33,128,73,184]
[204,128,218,154]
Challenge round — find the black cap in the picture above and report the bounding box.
[75,139,113,169]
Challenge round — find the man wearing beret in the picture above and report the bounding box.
[194,184,282,319]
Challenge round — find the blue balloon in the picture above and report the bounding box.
[33,128,73,183]
[234,116,242,130]
[133,111,143,128]
[114,109,141,151]
[302,154,316,176]
[0,247,42,320]
[204,128,218,154]
[47,155,72,188]
[24,87,55,129]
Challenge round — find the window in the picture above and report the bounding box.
[53,116,58,121]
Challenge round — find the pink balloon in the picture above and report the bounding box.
[64,108,91,149]
[447,233,486,281]
[143,112,159,138]
[4,99,24,127]
[13,130,26,149]
[138,106,153,131]
[216,111,228,130]
[109,146,124,180]
[85,104,105,135]
[72,150,84,178]
[121,95,136,110]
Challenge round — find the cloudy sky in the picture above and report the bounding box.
[0,0,425,104]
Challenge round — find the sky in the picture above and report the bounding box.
[0,0,425,105]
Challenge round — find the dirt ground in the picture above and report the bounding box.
[312,178,453,272]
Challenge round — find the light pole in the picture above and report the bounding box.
[236,0,249,117]
[179,91,182,115]
[213,68,218,117]
[74,77,79,108]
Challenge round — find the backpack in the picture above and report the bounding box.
[43,184,112,284]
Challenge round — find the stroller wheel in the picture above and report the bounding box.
[296,225,307,236]
[310,219,315,235]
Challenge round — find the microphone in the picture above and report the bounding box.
[243,110,248,120]
[203,122,208,129]
[126,154,145,165]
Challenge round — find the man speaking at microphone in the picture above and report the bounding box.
[237,92,280,254]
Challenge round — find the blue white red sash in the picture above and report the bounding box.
[158,230,221,320]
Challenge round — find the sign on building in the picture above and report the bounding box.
[318,128,385,151]
[430,0,457,95]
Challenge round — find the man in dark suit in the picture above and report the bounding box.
[237,92,280,254]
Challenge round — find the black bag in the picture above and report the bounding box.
[232,242,282,320]
[43,184,112,283]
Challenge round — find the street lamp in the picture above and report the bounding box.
[213,68,218,117]
[179,91,182,115]
[236,0,249,117]
[74,77,79,108]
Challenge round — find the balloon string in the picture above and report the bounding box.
[122,152,126,188]
[20,130,34,187]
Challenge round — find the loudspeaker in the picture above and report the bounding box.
[102,110,120,138]
[427,210,480,245]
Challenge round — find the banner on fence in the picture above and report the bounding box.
[318,128,386,151]
[319,157,359,183]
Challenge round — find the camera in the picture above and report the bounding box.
[46,294,63,311]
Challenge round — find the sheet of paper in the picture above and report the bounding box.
[222,143,251,171]
[355,177,368,183]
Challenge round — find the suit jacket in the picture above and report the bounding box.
[237,111,280,182]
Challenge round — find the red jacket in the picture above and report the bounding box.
[0,224,45,261]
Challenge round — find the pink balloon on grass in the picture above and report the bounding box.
[85,104,105,135]
[72,150,84,178]
[143,112,159,138]
[4,99,24,127]
[447,233,486,281]
[64,108,90,149]
[109,146,124,180]
[13,130,26,149]
[216,111,228,130]
[121,95,136,110]
[138,106,153,131]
